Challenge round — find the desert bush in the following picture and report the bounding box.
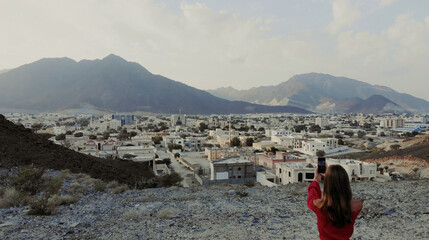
[235,189,249,197]
[10,165,45,195]
[158,172,183,187]
[28,197,58,215]
[107,180,120,189]
[0,187,25,208]
[111,184,128,194]
[244,181,255,187]
[92,179,107,192]
[122,210,139,220]
[60,169,71,179]
[135,178,158,189]
[47,194,79,206]
[156,208,176,219]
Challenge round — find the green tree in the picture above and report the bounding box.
[118,129,130,140]
[316,150,325,157]
[55,133,66,141]
[309,125,321,133]
[357,131,366,138]
[130,131,138,138]
[102,131,110,140]
[294,125,306,133]
[88,134,97,140]
[162,158,171,166]
[74,132,83,137]
[230,137,241,147]
[152,136,163,144]
[174,153,180,158]
[199,122,208,132]
[245,137,254,147]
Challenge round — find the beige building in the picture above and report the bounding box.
[276,162,316,184]
[326,159,377,181]
[210,157,255,180]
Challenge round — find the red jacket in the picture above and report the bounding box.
[307,181,362,240]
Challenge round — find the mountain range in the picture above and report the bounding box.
[0,55,310,114]
[208,73,429,113]
[1,55,427,114]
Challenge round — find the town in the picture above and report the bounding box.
[5,112,428,187]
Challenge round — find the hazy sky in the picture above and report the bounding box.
[1,0,429,100]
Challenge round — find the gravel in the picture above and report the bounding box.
[1,179,428,240]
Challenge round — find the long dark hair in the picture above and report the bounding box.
[318,165,352,227]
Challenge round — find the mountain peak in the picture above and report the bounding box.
[102,54,126,62]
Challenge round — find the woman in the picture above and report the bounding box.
[307,165,363,240]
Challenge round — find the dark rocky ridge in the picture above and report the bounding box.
[347,94,406,114]
[0,114,155,186]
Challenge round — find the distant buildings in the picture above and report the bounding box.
[380,118,404,129]
[112,114,135,126]
[171,114,186,126]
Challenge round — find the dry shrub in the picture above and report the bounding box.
[158,173,183,187]
[156,208,176,219]
[92,179,107,192]
[111,184,128,194]
[10,165,45,195]
[122,210,139,220]
[235,189,249,197]
[28,197,58,215]
[244,181,255,187]
[0,187,25,208]
[107,180,120,189]
[47,194,79,206]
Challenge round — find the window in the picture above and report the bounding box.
[288,172,291,177]
[279,178,282,182]
[279,168,282,173]
[306,173,314,179]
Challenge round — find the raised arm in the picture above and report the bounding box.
[307,168,323,213]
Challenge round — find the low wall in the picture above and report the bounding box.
[195,177,256,186]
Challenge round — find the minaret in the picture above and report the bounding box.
[229,121,232,147]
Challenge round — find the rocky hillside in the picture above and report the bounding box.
[347,94,406,114]
[0,55,310,114]
[208,73,429,113]
[0,114,155,186]
[1,176,428,239]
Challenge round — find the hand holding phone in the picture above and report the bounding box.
[318,157,326,174]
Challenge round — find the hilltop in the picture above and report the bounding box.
[1,175,428,239]
[0,114,155,186]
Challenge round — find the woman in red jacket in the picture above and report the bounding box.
[307,165,363,240]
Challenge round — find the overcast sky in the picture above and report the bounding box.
[1,0,429,100]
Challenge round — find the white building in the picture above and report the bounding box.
[276,162,317,184]
[209,157,255,180]
[297,138,347,156]
[116,146,156,160]
[380,118,404,129]
[171,114,186,126]
[315,117,329,128]
[326,159,377,181]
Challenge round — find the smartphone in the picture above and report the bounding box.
[318,157,326,174]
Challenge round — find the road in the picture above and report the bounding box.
[157,148,197,187]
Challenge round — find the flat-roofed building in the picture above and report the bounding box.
[276,162,316,184]
[210,157,255,181]
[326,159,377,181]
